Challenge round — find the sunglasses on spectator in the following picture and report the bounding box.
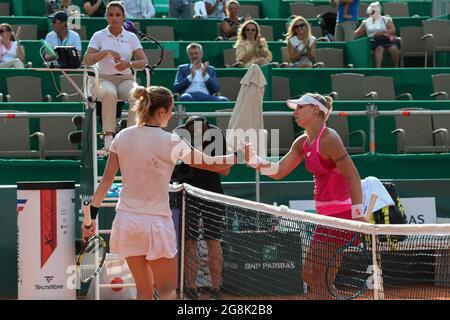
[0,29,11,33]
[294,24,306,29]
[245,28,257,32]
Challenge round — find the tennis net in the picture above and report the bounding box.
[180,184,450,300]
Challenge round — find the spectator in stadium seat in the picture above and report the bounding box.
[173,43,229,102]
[285,16,316,68]
[335,0,360,41]
[205,0,226,19]
[169,0,192,18]
[46,0,73,15]
[82,86,237,300]
[234,20,272,67]
[354,1,399,68]
[172,116,229,300]
[123,0,156,19]
[44,11,82,64]
[83,0,106,17]
[219,0,251,41]
[244,93,365,300]
[83,1,148,151]
[0,23,25,69]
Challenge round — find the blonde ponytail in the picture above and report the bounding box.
[130,86,173,126]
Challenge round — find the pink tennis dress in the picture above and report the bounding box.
[302,126,355,245]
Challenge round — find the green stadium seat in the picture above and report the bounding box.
[259,25,274,41]
[240,4,260,19]
[310,25,323,39]
[59,74,85,102]
[217,77,242,100]
[359,2,370,18]
[330,73,371,100]
[0,2,10,15]
[73,25,87,41]
[0,110,45,159]
[264,113,295,155]
[5,76,52,102]
[223,48,237,68]
[431,74,450,100]
[327,115,366,154]
[145,25,174,41]
[271,76,291,101]
[38,117,81,159]
[383,3,410,17]
[422,19,450,67]
[432,114,450,148]
[364,76,413,100]
[392,108,450,154]
[315,4,336,15]
[399,26,427,67]
[144,49,175,68]
[314,48,352,68]
[12,24,38,40]
[289,3,316,18]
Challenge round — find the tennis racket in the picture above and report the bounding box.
[76,201,107,283]
[325,194,378,300]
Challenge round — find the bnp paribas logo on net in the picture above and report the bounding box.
[262,245,277,262]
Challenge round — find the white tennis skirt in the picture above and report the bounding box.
[110,210,178,261]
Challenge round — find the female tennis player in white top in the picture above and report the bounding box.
[82,85,237,300]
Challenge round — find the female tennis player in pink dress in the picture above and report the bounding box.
[244,93,366,299]
[82,85,237,300]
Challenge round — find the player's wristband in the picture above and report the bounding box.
[83,200,99,220]
[351,204,364,219]
[90,205,99,220]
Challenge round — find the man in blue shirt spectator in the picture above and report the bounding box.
[44,11,82,64]
[174,43,229,102]
[335,0,360,41]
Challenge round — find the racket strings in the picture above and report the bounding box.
[78,236,107,283]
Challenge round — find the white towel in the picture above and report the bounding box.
[361,176,395,214]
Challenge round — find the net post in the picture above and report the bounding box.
[371,233,384,300]
[367,103,378,155]
[179,188,186,297]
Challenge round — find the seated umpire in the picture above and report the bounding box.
[173,43,229,102]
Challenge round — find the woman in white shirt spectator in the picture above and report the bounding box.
[0,23,24,69]
[83,1,148,151]
[123,0,155,19]
[354,1,399,68]
[285,16,316,68]
[205,0,227,19]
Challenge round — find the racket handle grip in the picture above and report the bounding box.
[366,194,378,221]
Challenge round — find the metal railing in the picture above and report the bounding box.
[3,103,450,155]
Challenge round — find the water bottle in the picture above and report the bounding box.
[231,213,240,231]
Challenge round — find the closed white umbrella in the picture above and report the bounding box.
[226,64,267,201]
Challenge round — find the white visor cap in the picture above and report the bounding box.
[286,95,329,115]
